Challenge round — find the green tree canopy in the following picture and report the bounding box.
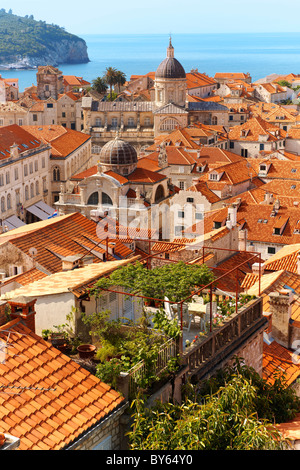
[103,66,118,99]
[91,261,214,303]
[128,359,298,450]
[91,76,108,94]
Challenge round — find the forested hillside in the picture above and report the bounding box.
[0,9,89,67]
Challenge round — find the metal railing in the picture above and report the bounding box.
[182,297,264,379]
[127,337,178,397]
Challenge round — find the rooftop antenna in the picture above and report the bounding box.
[0,333,16,364]
[29,247,38,281]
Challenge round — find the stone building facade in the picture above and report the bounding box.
[36,65,64,100]
[81,39,229,150]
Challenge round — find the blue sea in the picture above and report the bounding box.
[1,33,300,92]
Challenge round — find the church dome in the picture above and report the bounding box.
[155,38,186,79]
[99,137,138,166]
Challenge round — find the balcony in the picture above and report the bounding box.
[182,297,265,381]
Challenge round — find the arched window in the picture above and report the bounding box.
[30,183,34,198]
[53,166,60,181]
[7,193,11,210]
[160,118,179,131]
[1,196,5,212]
[102,192,113,206]
[128,117,135,128]
[25,186,29,201]
[87,192,99,205]
[212,116,218,125]
[154,184,165,203]
[35,180,39,195]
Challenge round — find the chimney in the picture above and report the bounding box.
[8,297,37,333]
[252,262,265,276]
[268,289,293,349]
[238,229,247,251]
[227,203,237,227]
[264,192,274,204]
[61,255,81,271]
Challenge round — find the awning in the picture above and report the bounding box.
[27,201,55,220]
[34,201,54,217]
[2,215,26,230]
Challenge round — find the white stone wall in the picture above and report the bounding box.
[0,145,51,222]
[285,138,300,155]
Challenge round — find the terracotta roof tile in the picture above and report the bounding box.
[228,116,286,142]
[0,213,133,274]
[0,319,125,450]
[22,125,90,159]
[263,340,300,386]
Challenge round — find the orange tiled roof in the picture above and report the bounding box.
[257,82,285,94]
[151,238,196,253]
[58,91,82,101]
[127,167,167,183]
[22,125,90,159]
[63,75,90,87]
[0,213,132,274]
[199,159,258,186]
[71,165,98,181]
[0,319,124,450]
[96,216,158,242]
[287,126,300,140]
[146,127,200,151]
[228,116,286,142]
[187,181,221,203]
[241,273,259,290]
[263,340,300,386]
[137,157,161,173]
[247,158,300,181]
[1,268,48,288]
[0,124,43,160]
[186,72,216,89]
[250,102,298,123]
[264,244,300,274]
[145,147,197,167]
[214,72,250,80]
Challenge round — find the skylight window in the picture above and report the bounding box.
[291,185,296,189]
[22,144,29,148]
[257,219,263,223]
[291,168,297,173]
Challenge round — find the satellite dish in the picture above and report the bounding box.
[29,247,38,257]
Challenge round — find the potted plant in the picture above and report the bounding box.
[77,344,97,359]
[42,329,52,341]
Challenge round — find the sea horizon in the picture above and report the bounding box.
[1,32,300,92]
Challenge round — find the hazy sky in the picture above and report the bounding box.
[1,0,299,35]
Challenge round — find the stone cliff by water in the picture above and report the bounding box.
[0,10,89,69]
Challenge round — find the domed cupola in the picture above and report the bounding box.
[154,38,187,109]
[155,38,186,80]
[99,135,138,175]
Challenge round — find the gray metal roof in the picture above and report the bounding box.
[154,103,188,114]
[188,102,229,112]
[91,101,154,112]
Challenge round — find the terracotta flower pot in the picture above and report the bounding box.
[77,344,96,359]
[50,333,66,348]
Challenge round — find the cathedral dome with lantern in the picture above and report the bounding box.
[155,38,186,80]
[99,136,138,175]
